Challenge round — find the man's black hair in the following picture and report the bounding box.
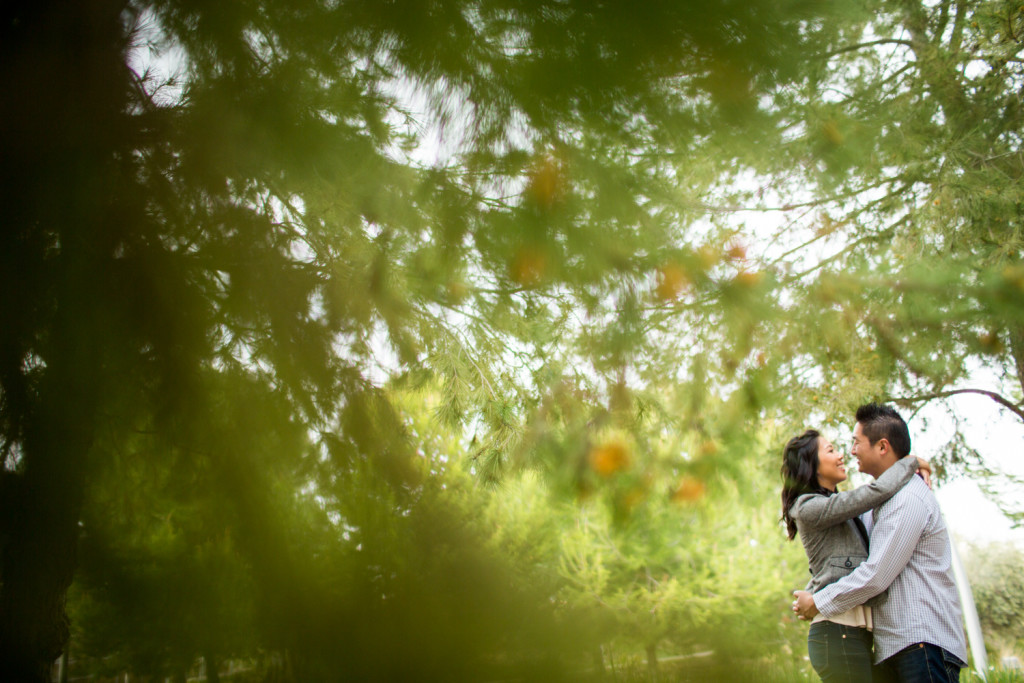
[855,403,911,458]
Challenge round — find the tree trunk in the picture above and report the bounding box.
[645,642,659,676]
[0,418,91,681]
[59,647,69,683]
[0,0,127,678]
[1009,325,1024,401]
[204,652,220,683]
[591,645,605,676]
[0,336,97,680]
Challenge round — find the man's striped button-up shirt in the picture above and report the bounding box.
[813,475,967,664]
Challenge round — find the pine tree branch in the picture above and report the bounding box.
[900,0,976,132]
[866,62,916,103]
[892,388,1024,421]
[814,39,915,60]
[934,0,952,39]
[694,177,897,213]
[777,212,913,285]
[949,0,968,56]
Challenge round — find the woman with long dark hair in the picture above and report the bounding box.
[781,429,929,682]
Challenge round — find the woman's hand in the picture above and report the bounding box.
[792,590,819,621]
[914,456,932,489]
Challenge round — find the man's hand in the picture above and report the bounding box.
[792,590,819,621]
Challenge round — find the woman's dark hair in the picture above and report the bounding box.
[780,429,831,540]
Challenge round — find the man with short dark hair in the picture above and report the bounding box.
[793,403,968,682]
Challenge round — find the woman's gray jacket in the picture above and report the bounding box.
[790,456,918,604]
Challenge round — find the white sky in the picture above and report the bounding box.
[924,400,1024,550]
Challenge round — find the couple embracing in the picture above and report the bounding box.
[781,403,968,683]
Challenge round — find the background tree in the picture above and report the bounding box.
[966,543,1024,661]
[0,1,832,680]
[717,0,1024,496]
[476,405,811,679]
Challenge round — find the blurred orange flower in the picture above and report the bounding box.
[672,476,706,503]
[589,439,631,477]
[510,245,547,286]
[526,154,566,209]
[726,243,747,261]
[655,263,690,301]
[734,270,763,288]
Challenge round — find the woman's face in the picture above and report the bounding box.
[816,436,847,490]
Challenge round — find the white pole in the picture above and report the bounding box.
[948,535,988,680]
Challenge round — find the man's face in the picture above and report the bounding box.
[851,422,885,478]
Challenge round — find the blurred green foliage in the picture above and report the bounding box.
[967,543,1024,662]
[2,0,1024,680]
[723,0,1024,488]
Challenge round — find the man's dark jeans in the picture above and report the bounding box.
[807,621,874,682]
[874,642,965,683]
